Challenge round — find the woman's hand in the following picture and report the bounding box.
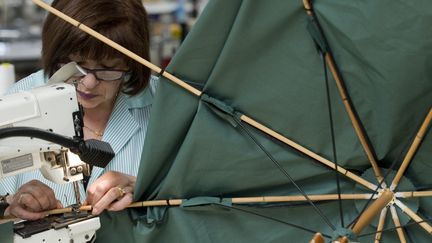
[85,171,135,215]
[5,180,62,220]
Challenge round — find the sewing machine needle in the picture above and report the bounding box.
[73,181,81,205]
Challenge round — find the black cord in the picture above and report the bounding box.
[232,116,336,231]
[321,51,344,228]
[0,126,114,168]
[0,127,79,148]
[213,203,332,239]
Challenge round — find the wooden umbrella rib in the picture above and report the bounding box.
[351,190,393,235]
[391,108,432,191]
[394,199,432,234]
[309,233,325,243]
[302,0,384,184]
[374,207,388,243]
[325,55,383,182]
[128,199,183,207]
[390,205,407,243]
[396,191,432,198]
[334,190,392,242]
[232,194,374,203]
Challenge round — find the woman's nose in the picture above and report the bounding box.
[80,73,99,89]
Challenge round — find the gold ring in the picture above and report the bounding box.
[116,187,126,198]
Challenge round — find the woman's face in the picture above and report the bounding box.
[67,55,128,110]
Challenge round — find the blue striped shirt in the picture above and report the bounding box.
[0,70,157,206]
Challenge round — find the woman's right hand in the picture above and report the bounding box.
[85,171,135,215]
[5,180,62,220]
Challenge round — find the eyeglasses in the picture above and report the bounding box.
[59,63,131,82]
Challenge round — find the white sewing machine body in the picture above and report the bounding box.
[0,83,86,183]
[13,216,100,243]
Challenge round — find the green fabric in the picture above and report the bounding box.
[180,197,232,208]
[0,222,13,243]
[96,0,432,242]
[125,82,153,108]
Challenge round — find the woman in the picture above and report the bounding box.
[0,0,154,219]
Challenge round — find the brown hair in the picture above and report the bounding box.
[42,0,150,95]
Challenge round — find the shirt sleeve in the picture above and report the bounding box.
[6,70,47,95]
[0,70,47,194]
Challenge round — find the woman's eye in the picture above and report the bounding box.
[101,65,116,69]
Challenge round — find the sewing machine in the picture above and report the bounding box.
[0,63,114,242]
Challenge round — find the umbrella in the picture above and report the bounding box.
[33,0,432,242]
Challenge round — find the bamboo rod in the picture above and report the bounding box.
[302,0,384,184]
[302,0,312,14]
[2,194,377,221]
[325,55,383,183]
[391,108,432,191]
[338,236,349,243]
[48,205,92,215]
[95,193,378,212]
[396,191,432,198]
[32,0,380,193]
[0,205,93,221]
[390,205,407,243]
[309,233,325,243]
[351,190,393,235]
[374,207,388,243]
[231,194,375,203]
[128,199,183,208]
[394,199,432,234]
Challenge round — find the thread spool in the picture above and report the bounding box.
[0,63,16,96]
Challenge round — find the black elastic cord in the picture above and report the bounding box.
[214,203,332,239]
[321,51,345,228]
[219,194,224,204]
[233,116,336,231]
[166,199,171,206]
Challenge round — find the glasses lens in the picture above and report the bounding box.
[95,70,123,81]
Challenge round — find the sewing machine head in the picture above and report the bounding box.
[0,82,87,183]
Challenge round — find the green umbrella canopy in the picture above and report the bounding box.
[94,0,432,242]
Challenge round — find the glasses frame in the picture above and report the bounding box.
[77,66,132,82]
[58,63,131,82]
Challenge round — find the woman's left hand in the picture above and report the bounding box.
[85,171,136,215]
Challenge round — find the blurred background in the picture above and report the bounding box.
[0,0,208,82]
